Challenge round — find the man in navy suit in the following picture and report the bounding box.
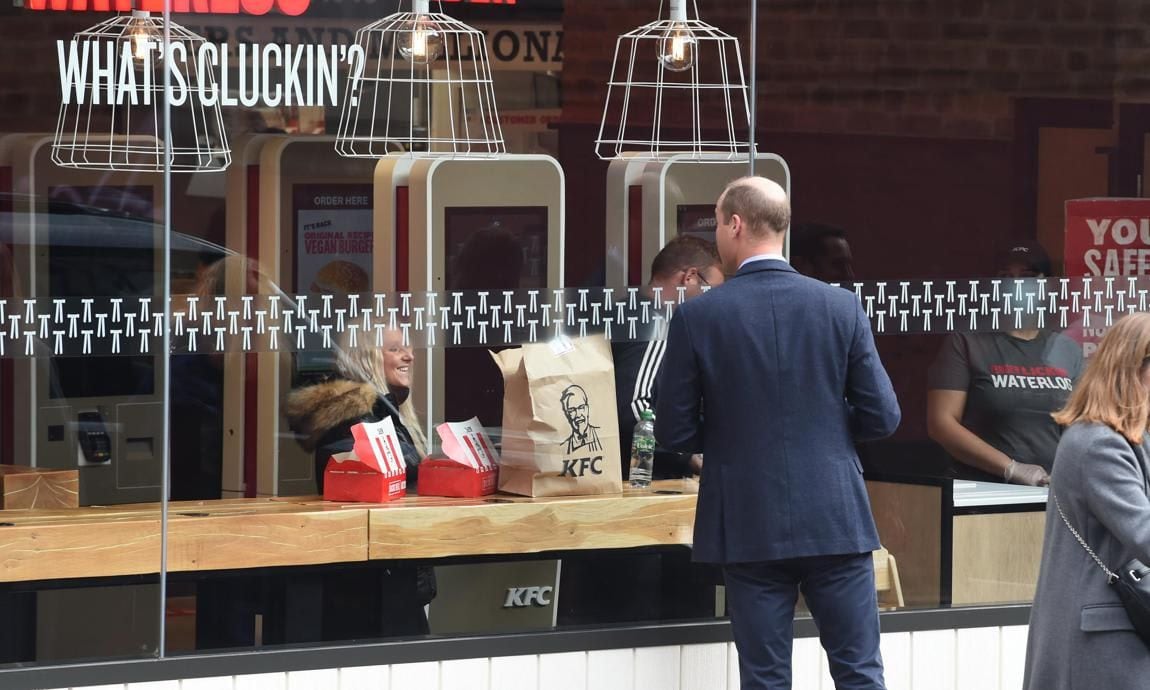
[655,177,900,689]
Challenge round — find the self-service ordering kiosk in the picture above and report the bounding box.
[605,152,792,287]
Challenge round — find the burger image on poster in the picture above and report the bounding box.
[310,259,370,295]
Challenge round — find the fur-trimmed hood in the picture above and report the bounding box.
[284,379,378,450]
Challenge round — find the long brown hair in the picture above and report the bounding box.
[1053,312,1150,443]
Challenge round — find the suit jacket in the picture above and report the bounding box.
[655,259,901,563]
[1023,423,1150,690]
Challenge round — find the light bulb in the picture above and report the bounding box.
[398,15,444,66]
[658,21,696,72]
[126,11,160,62]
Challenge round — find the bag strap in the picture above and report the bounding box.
[1054,433,1150,585]
[1054,494,1118,584]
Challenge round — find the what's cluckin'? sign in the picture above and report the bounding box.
[56,37,366,108]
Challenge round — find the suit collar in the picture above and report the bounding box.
[732,258,796,278]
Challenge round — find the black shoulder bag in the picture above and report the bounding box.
[1054,437,1150,648]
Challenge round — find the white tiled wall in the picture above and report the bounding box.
[51,625,1029,690]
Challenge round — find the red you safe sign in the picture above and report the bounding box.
[1063,198,1150,357]
[1064,198,1150,277]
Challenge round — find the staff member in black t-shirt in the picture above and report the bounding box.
[927,242,1084,486]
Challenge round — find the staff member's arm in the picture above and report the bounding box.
[846,300,901,441]
[654,308,704,455]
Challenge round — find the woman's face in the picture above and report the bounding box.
[379,330,414,390]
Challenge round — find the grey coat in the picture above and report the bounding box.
[1023,422,1150,690]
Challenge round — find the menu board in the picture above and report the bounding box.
[293,183,374,295]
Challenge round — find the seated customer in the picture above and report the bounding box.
[613,235,724,479]
[284,328,434,639]
[287,328,428,487]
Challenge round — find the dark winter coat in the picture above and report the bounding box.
[284,378,436,632]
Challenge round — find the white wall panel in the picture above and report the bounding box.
[537,652,587,690]
[390,662,440,690]
[285,669,338,690]
[338,665,389,690]
[233,673,287,690]
[441,658,488,690]
[679,642,727,690]
[633,646,679,690]
[999,625,1029,690]
[586,649,633,690]
[726,641,741,690]
[182,678,235,690]
[61,624,1037,690]
[911,629,957,690]
[880,632,913,690]
[488,655,539,690]
[956,627,1000,690]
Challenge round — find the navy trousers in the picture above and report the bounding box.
[724,552,885,690]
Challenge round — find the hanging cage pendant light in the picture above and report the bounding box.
[596,0,752,162]
[52,10,231,173]
[335,0,505,159]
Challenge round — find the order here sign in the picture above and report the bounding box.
[1064,198,1150,277]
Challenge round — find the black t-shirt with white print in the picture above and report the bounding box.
[928,330,1084,479]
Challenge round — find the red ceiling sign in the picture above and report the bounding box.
[27,0,309,14]
[26,0,514,13]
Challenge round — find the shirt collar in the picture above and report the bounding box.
[738,253,788,271]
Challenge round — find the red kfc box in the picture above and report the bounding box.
[323,417,407,503]
[417,417,499,498]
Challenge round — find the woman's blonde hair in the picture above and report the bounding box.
[1053,312,1150,443]
[335,331,428,456]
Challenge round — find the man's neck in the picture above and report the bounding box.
[737,244,786,267]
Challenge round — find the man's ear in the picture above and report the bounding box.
[729,213,743,238]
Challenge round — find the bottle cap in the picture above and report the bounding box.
[640,409,655,421]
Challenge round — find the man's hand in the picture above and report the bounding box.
[1004,460,1049,487]
[689,454,704,474]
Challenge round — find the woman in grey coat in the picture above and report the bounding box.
[1023,313,1150,689]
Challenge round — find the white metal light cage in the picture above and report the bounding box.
[335,0,505,159]
[596,0,752,162]
[53,11,231,173]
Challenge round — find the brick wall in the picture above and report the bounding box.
[0,13,101,134]
[563,0,1147,140]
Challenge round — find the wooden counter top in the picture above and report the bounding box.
[369,482,698,559]
[0,481,698,583]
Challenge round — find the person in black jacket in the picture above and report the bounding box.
[284,328,434,640]
[558,236,724,628]
[613,235,724,480]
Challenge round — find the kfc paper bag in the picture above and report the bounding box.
[492,334,622,497]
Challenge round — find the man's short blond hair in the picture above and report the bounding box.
[718,177,791,238]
